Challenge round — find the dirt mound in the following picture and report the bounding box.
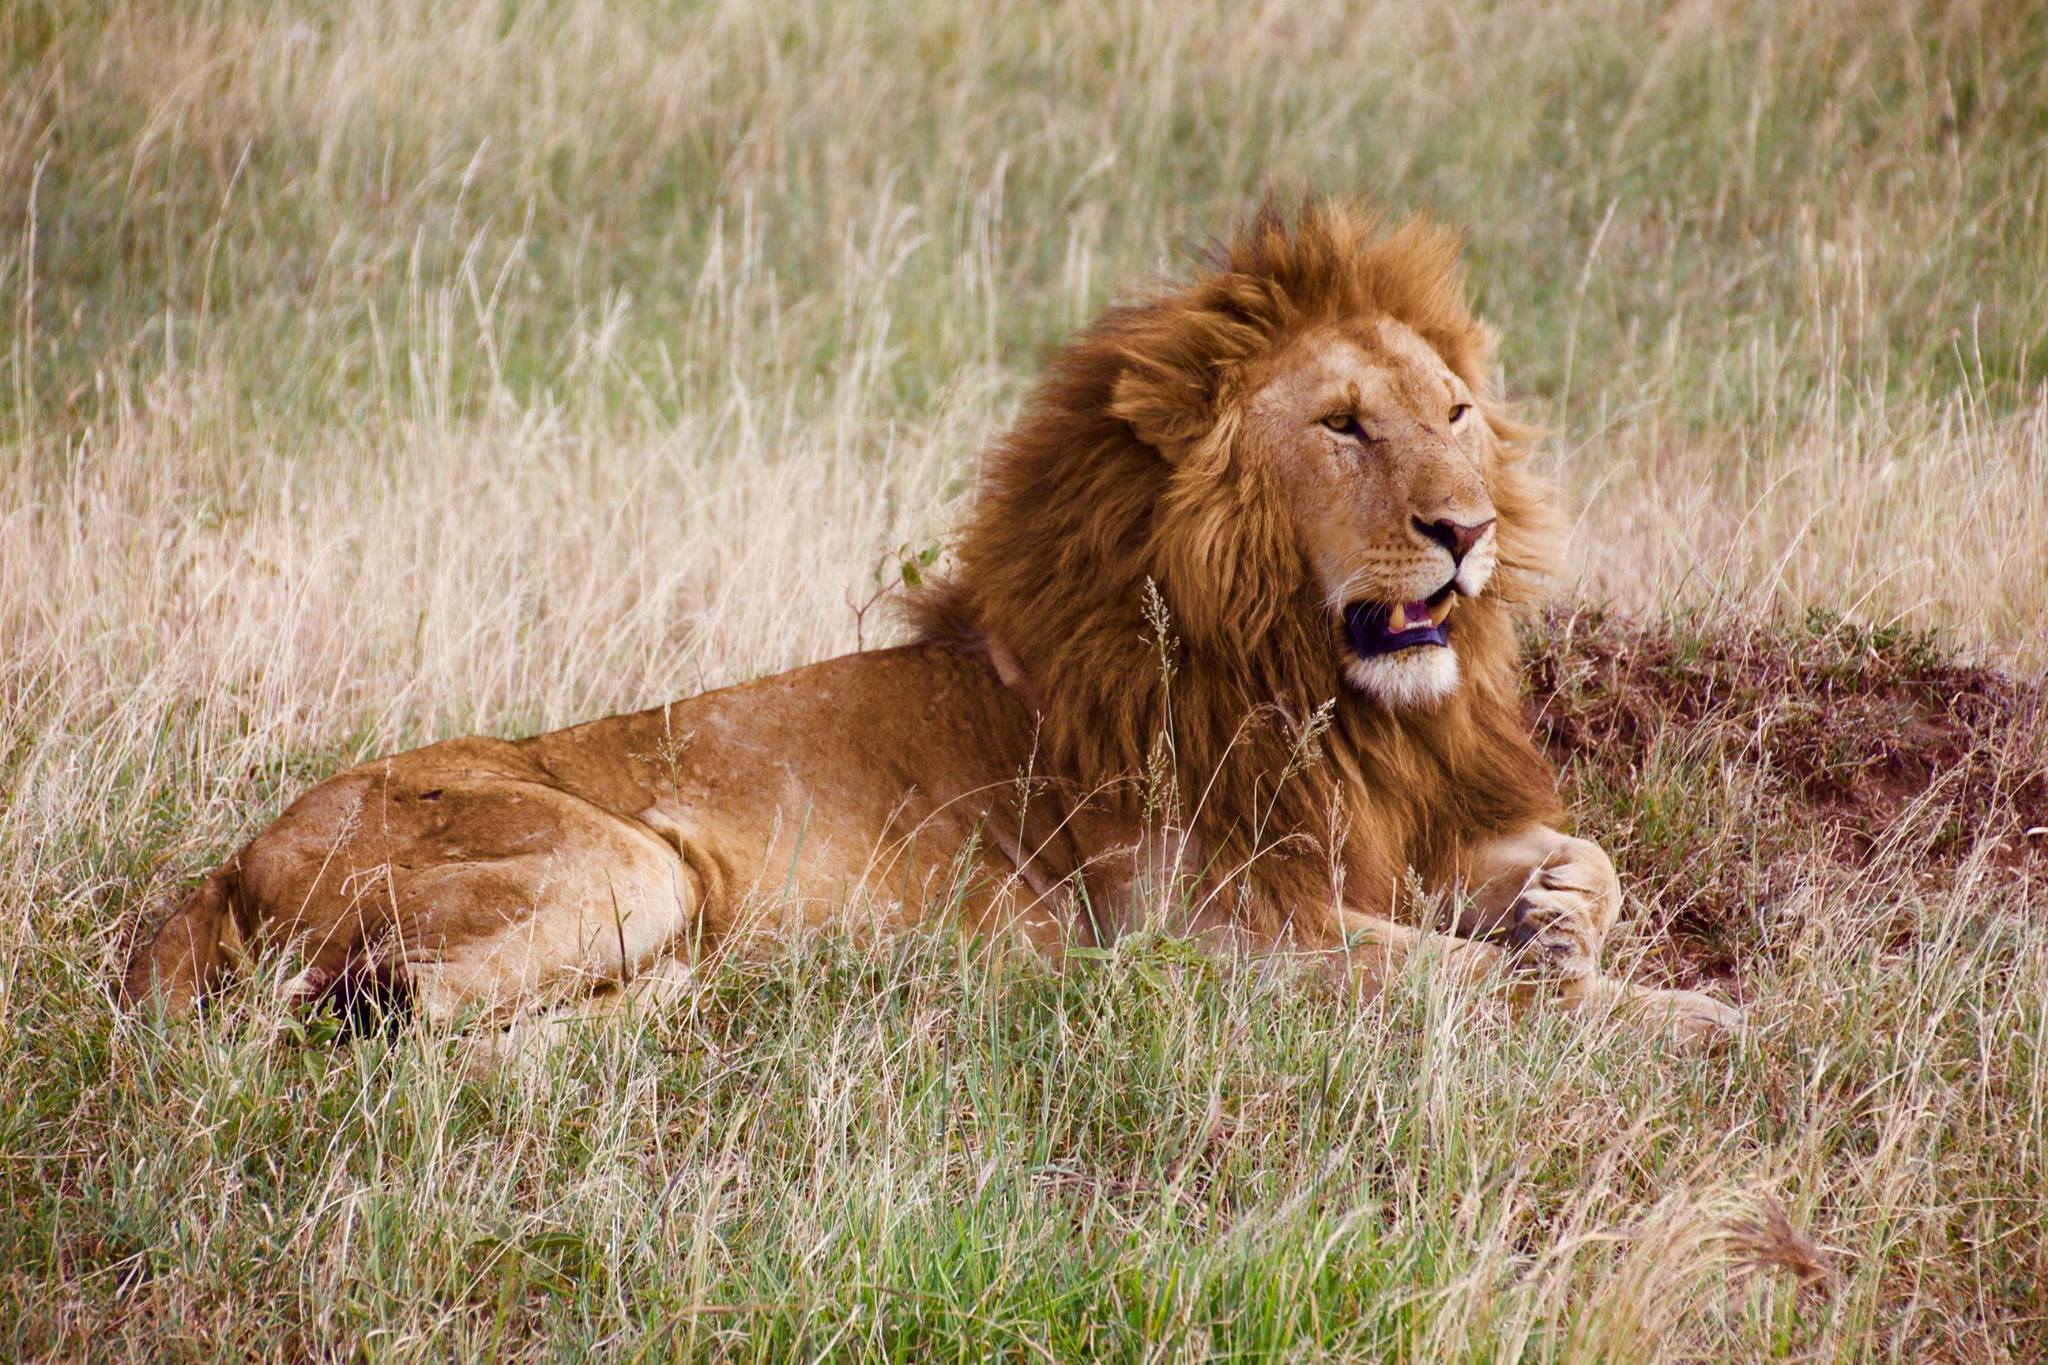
[1522,607,2046,976]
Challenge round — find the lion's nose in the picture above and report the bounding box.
[1413,515,1495,564]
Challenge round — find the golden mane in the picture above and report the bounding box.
[126,195,1738,1048]
[906,199,1567,944]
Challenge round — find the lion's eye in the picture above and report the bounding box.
[1447,403,1472,425]
[1321,413,1355,434]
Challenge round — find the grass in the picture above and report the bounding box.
[3,0,2046,1357]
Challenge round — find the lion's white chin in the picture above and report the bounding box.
[1343,646,1461,709]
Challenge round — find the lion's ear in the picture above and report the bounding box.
[1109,358,1216,454]
[1108,300,1265,455]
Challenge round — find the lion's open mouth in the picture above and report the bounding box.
[1343,581,1458,658]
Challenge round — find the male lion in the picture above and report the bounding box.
[124,201,1738,1043]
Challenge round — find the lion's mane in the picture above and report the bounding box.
[908,201,1567,943]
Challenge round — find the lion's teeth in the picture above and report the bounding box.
[1430,596,1457,627]
[1389,603,1408,631]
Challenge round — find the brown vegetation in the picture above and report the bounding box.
[1528,607,2046,982]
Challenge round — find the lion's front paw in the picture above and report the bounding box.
[1459,829,1622,981]
[1624,985,1742,1048]
[1653,987,1743,1045]
[1563,977,1743,1048]
[1502,875,1608,979]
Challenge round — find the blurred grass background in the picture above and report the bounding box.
[6,0,2046,652]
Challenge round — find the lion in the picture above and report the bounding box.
[123,200,1740,1044]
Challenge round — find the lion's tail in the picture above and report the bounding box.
[121,864,244,1014]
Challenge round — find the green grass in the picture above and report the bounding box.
[11,874,2046,1357]
[3,0,2046,1358]
[10,2,2048,426]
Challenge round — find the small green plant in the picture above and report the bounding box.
[848,541,943,648]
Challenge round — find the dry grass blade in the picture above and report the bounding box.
[1725,1195,1836,1292]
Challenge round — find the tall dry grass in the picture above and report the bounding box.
[2,0,2044,1357]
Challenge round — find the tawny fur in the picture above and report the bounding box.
[125,200,1735,1039]
[906,201,1563,944]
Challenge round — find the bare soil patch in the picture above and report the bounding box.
[1525,607,2047,981]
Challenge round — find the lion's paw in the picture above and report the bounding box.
[1564,977,1743,1048]
[1640,986,1744,1046]
[1502,884,1605,978]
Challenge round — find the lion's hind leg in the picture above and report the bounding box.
[200,754,704,1033]
[385,781,702,1029]
[458,955,700,1078]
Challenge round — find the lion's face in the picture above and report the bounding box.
[1245,318,1500,710]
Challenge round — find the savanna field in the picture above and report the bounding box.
[3,1,2047,1358]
